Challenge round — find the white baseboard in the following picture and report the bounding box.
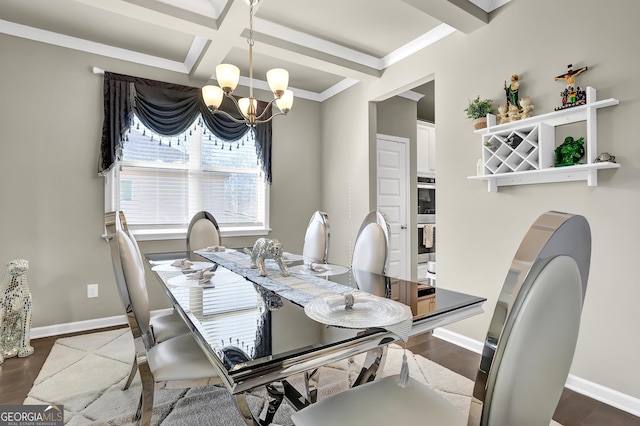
[433,328,640,418]
[29,308,174,339]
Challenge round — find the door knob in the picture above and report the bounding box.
[401,225,407,229]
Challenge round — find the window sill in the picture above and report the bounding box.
[129,227,271,242]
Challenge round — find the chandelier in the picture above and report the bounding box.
[202,0,293,127]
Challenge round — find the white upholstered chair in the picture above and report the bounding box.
[106,211,192,391]
[186,211,221,254]
[108,224,220,426]
[292,211,591,426]
[302,211,331,263]
[351,211,390,275]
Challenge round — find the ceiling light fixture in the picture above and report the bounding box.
[202,0,293,127]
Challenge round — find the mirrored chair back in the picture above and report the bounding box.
[187,211,221,254]
[302,211,331,263]
[468,211,591,425]
[106,211,154,346]
[352,211,390,275]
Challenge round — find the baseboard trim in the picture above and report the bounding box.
[433,328,640,418]
[29,308,174,339]
[565,375,640,417]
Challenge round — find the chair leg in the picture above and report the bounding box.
[123,356,138,390]
[353,346,386,386]
[304,368,320,403]
[262,382,284,425]
[234,393,260,426]
[136,363,155,426]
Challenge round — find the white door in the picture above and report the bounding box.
[376,134,410,280]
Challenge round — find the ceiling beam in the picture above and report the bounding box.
[401,0,489,34]
[188,0,250,83]
[251,32,382,80]
[74,0,218,36]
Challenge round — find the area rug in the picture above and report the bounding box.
[24,329,562,425]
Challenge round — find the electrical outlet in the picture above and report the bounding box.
[87,284,99,298]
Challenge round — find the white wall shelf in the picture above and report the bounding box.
[468,87,620,192]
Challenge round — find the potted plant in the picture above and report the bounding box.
[464,96,494,130]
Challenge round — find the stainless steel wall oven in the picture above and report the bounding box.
[417,176,435,264]
[417,176,435,224]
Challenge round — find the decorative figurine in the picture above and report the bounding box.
[0,259,34,364]
[555,64,588,110]
[507,104,521,122]
[501,74,535,122]
[555,136,585,166]
[250,238,290,277]
[520,96,535,119]
[496,103,509,124]
[594,152,616,163]
[504,74,520,108]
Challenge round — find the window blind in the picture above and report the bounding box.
[118,115,266,231]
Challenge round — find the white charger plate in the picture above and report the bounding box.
[304,293,408,329]
[151,261,215,272]
[289,263,349,276]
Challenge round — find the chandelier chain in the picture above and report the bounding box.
[248,0,255,47]
[248,0,254,98]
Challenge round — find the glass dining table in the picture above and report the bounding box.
[146,249,485,425]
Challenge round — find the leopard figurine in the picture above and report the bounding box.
[0,259,34,364]
[250,238,290,277]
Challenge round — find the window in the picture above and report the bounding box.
[106,114,269,239]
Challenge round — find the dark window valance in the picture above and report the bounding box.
[99,71,272,182]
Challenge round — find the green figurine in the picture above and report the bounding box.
[555,136,585,166]
[504,74,520,108]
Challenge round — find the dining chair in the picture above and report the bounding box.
[302,211,331,263]
[351,211,390,275]
[105,211,192,390]
[186,210,221,254]
[108,225,220,426]
[291,211,591,426]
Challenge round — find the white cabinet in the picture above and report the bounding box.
[417,121,436,176]
[468,87,619,192]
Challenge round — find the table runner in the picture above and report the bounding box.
[195,249,357,305]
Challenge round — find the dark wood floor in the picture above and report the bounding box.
[1,328,638,426]
[406,333,640,426]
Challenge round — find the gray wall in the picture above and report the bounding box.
[320,0,640,403]
[0,33,322,327]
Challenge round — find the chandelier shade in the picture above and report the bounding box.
[202,0,292,127]
[202,85,224,110]
[266,68,289,96]
[275,90,294,113]
[216,64,240,93]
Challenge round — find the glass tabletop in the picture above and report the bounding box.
[146,251,485,394]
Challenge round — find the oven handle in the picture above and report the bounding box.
[417,184,436,190]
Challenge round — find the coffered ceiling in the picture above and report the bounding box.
[0,0,509,101]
